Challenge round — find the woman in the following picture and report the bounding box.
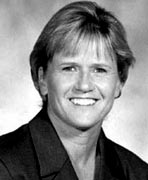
[0,1,148,180]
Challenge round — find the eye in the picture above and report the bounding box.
[62,66,76,72]
[94,67,107,73]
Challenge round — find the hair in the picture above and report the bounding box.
[30,1,135,105]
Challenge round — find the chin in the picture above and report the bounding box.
[74,123,99,131]
[70,116,101,131]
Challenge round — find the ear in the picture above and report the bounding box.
[38,67,48,96]
[114,80,123,99]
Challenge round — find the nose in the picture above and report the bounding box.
[74,70,94,93]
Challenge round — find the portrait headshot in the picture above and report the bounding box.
[0,0,148,180]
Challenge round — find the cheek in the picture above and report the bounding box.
[95,77,119,98]
[47,76,71,99]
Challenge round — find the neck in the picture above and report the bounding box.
[48,111,101,164]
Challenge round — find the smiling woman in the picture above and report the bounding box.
[0,1,148,180]
[39,38,121,132]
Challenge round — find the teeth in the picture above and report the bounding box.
[70,98,96,106]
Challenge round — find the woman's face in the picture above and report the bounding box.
[40,39,122,131]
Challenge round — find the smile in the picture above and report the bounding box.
[70,98,97,106]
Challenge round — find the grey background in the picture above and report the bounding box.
[0,0,148,162]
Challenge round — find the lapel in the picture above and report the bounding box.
[29,109,125,180]
[95,130,125,180]
[29,109,78,180]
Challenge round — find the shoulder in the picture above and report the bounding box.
[0,123,30,156]
[107,137,148,179]
[0,122,39,179]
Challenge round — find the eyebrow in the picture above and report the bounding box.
[91,63,112,67]
[58,62,112,69]
[58,62,78,66]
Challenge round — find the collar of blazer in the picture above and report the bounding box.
[29,108,124,180]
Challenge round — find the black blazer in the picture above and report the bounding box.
[0,108,148,180]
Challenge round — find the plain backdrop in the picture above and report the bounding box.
[0,0,148,163]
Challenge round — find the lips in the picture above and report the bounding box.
[69,98,97,106]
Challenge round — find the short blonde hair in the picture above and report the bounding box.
[30,1,135,104]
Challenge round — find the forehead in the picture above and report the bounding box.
[53,35,115,63]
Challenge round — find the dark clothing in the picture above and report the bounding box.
[0,109,148,180]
